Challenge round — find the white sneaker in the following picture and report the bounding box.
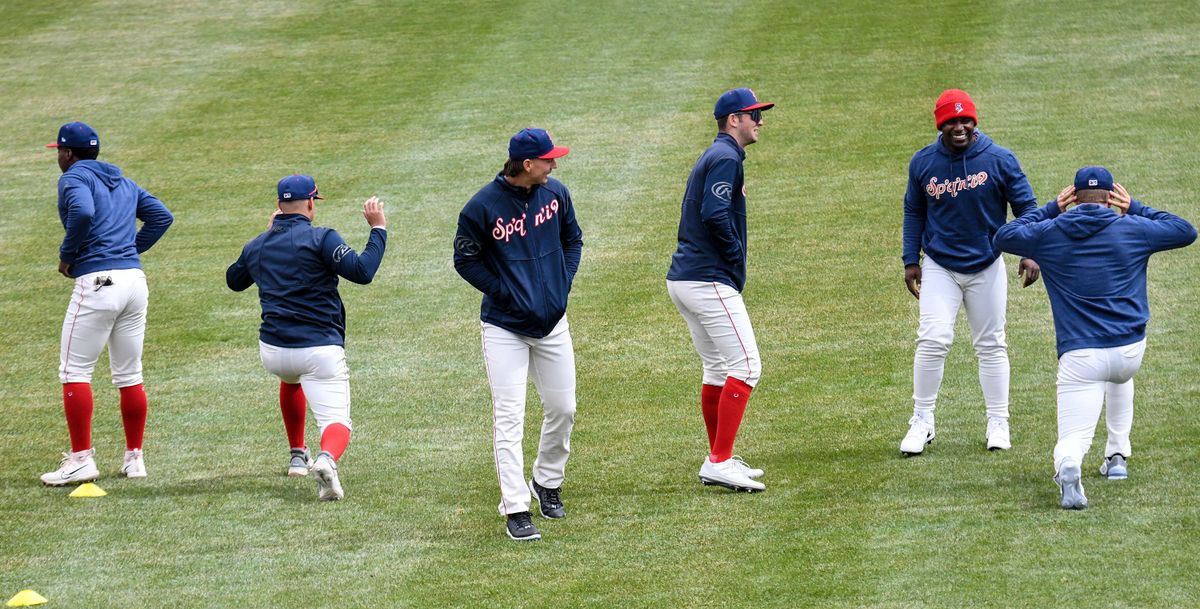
[287,447,312,477]
[730,455,764,479]
[311,451,344,501]
[41,449,100,486]
[121,449,147,478]
[900,415,935,455]
[699,457,765,492]
[1055,457,1088,510]
[986,417,1012,451]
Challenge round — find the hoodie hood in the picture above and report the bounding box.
[1056,203,1120,240]
[933,129,994,160]
[69,159,124,189]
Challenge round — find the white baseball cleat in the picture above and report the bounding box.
[287,447,312,477]
[121,449,147,478]
[900,415,936,455]
[1055,457,1087,510]
[986,417,1011,451]
[730,455,764,479]
[41,449,100,486]
[699,457,765,492]
[311,451,344,501]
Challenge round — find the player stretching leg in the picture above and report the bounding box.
[454,128,583,541]
[900,89,1041,455]
[996,169,1195,508]
[227,175,387,501]
[667,88,774,492]
[41,122,174,486]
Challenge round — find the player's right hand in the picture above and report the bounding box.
[363,196,386,229]
[904,264,921,299]
[1056,185,1077,212]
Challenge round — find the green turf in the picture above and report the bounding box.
[1,1,1198,607]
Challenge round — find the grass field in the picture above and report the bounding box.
[2,1,1199,607]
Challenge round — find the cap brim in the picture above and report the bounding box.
[46,143,61,148]
[739,102,775,112]
[538,146,570,160]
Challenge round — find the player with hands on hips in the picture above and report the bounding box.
[667,88,774,493]
[41,122,174,486]
[226,175,387,501]
[994,167,1195,509]
[453,128,582,542]
[900,89,1041,456]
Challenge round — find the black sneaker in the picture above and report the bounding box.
[506,511,541,541]
[529,479,566,519]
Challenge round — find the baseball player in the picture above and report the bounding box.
[994,167,1196,509]
[226,175,387,501]
[667,88,774,493]
[41,121,174,486]
[900,89,1041,456]
[453,128,583,541]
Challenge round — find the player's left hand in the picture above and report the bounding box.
[267,209,283,229]
[58,260,72,278]
[1018,258,1040,287]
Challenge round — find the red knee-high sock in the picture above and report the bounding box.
[319,423,351,461]
[279,382,307,449]
[62,383,94,453]
[118,383,148,450]
[701,383,723,453]
[711,377,754,463]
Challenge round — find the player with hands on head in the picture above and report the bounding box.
[226,175,387,501]
[900,89,1041,456]
[41,121,174,486]
[453,128,583,542]
[667,87,774,493]
[994,167,1195,508]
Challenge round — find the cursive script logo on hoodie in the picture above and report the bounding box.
[926,172,989,200]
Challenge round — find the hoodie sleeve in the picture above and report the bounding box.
[58,174,96,264]
[700,157,743,264]
[134,187,174,254]
[1127,200,1198,253]
[1002,152,1038,218]
[321,228,386,285]
[901,156,926,266]
[226,243,254,292]
[993,200,1059,258]
[454,202,510,303]
[558,185,583,282]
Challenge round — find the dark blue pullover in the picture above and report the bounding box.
[57,160,173,276]
[903,131,1037,273]
[667,133,749,291]
[994,200,1196,357]
[226,214,387,348]
[454,174,583,339]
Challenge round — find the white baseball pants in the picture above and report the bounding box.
[481,318,576,516]
[259,341,352,433]
[667,280,762,387]
[912,257,1009,418]
[1054,339,1145,470]
[60,268,148,387]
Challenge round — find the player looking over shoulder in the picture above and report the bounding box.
[667,88,774,493]
[900,89,1040,456]
[453,128,583,542]
[994,167,1196,509]
[41,121,174,486]
[226,175,387,501]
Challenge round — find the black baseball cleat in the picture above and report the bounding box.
[529,479,566,519]
[506,511,542,541]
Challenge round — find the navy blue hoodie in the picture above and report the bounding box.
[903,131,1036,273]
[57,159,174,277]
[226,214,387,348]
[454,174,583,339]
[667,133,749,291]
[994,200,1196,357]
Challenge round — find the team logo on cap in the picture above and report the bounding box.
[89,139,97,146]
[1088,179,1098,186]
[955,102,963,113]
[282,192,292,199]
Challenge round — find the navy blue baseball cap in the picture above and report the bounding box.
[508,128,570,161]
[1074,166,1114,192]
[46,121,100,149]
[277,174,323,202]
[714,88,775,119]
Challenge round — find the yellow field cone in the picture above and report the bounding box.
[6,589,48,607]
[68,482,106,498]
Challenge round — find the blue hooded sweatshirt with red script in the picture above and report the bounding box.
[903,131,1037,273]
